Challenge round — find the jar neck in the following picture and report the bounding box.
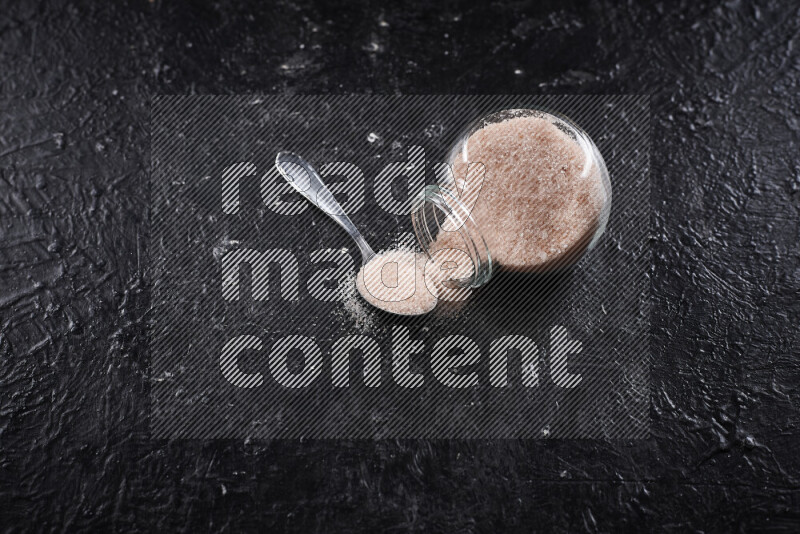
[411,184,493,288]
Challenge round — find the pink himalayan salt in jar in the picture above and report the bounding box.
[411,108,611,289]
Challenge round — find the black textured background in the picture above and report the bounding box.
[1,0,798,531]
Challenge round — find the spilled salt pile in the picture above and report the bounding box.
[356,249,437,316]
[337,269,376,331]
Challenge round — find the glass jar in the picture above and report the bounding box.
[410,108,612,289]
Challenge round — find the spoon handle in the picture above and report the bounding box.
[275,152,376,263]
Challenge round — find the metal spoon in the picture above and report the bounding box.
[275,151,376,265]
[276,151,440,316]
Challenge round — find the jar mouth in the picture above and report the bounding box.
[411,184,493,288]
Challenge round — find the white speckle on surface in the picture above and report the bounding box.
[364,41,381,53]
[424,123,444,138]
[367,132,380,143]
[212,239,241,261]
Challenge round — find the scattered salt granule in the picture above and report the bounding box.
[336,269,376,331]
[356,248,438,315]
[434,115,606,271]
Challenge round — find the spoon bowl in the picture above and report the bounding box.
[275,151,437,317]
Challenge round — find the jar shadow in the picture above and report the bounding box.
[435,266,576,322]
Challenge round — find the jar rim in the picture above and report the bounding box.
[411,184,493,288]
